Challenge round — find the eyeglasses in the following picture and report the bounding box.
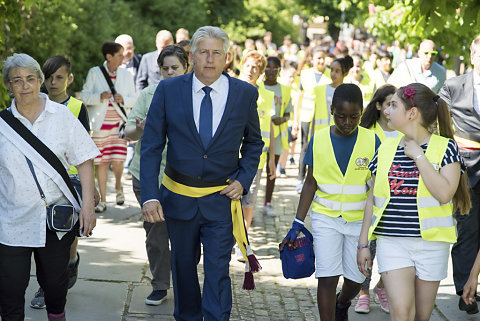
[423,50,438,56]
[265,67,280,71]
[9,76,39,88]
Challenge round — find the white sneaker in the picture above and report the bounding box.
[264,203,275,216]
[296,181,304,194]
[234,244,245,262]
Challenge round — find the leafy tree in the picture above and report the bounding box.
[363,0,480,67]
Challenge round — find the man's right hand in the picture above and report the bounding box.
[142,201,165,223]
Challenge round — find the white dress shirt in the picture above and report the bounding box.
[0,93,100,247]
[473,72,480,115]
[192,73,229,136]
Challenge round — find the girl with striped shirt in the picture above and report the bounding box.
[357,83,471,321]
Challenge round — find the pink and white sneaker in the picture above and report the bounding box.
[354,294,370,314]
[374,286,390,313]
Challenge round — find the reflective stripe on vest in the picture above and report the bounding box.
[313,194,366,211]
[368,134,456,242]
[312,126,376,222]
[313,85,332,133]
[67,97,84,175]
[257,86,274,169]
[368,122,403,143]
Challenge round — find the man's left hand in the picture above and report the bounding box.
[220,180,244,200]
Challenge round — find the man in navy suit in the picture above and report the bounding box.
[140,26,263,320]
[439,34,480,315]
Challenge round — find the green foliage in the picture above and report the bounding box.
[0,0,158,106]
[363,0,480,66]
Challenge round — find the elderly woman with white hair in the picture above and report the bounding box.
[0,53,99,321]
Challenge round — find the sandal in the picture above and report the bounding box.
[95,201,106,213]
[116,188,125,205]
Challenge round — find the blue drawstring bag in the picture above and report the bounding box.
[279,226,315,279]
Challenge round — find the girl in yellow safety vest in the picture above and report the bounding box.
[357,83,471,321]
[312,55,353,134]
[261,56,292,216]
[354,84,398,314]
[281,84,381,321]
[235,51,276,261]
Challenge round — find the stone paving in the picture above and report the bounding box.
[22,154,480,320]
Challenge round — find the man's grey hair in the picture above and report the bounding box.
[190,26,230,54]
[471,34,480,56]
[2,53,44,86]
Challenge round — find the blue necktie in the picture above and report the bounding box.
[199,86,213,148]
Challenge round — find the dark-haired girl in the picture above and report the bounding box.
[358,83,471,321]
[312,55,353,134]
[281,84,381,321]
[355,84,398,314]
[260,56,293,216]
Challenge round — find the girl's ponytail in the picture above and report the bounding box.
[436,96,471,214]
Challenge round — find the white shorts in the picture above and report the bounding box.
[241,169,263,208]
[311,213,366,284]
[376,236,450,281]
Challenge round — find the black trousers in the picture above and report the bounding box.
[297,121,311,181]
[0,227,75,321]
[452,182,480,295]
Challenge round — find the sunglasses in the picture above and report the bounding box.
[423,50,438,56]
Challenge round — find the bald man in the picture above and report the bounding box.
[115,34,142,83]
[136,30,174,91]
[388,39,446,93]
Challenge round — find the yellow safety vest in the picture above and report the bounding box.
[257,86,274,169]
[300,68,331,122]
[369,135,456,242]
[369,122,403,143]
[345,72,374,103]
[312,126,376,222]
[260,83,292,151]
[66,97,83,175]
[313,84,335,133]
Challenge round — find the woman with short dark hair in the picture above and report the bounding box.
[80,41,136,212]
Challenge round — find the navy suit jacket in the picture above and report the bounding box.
[140,72,264,220]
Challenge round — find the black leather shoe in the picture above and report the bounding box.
[459,296,479,314]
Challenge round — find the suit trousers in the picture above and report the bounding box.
[0,227,75,321]
[452,181,480,294]
[165,204,234,321]
[132,176,171,291]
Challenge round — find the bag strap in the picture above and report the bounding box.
[300,226,314,243]
[0,109,80,205]
[99,65,127,118]
[25,157,48,205]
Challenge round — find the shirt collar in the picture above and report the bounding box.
[192,73,224,94]
[103,61,117,76]
[10,93,58,122]
[473,71,480,85]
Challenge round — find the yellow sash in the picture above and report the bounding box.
[162,174,253,263]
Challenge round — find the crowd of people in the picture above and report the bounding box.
[1,23,480,321]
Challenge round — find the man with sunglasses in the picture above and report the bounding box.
[388,39,446,93]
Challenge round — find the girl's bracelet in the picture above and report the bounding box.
[357,243,369,249]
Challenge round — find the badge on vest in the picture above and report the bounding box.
[355,157,370,170]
